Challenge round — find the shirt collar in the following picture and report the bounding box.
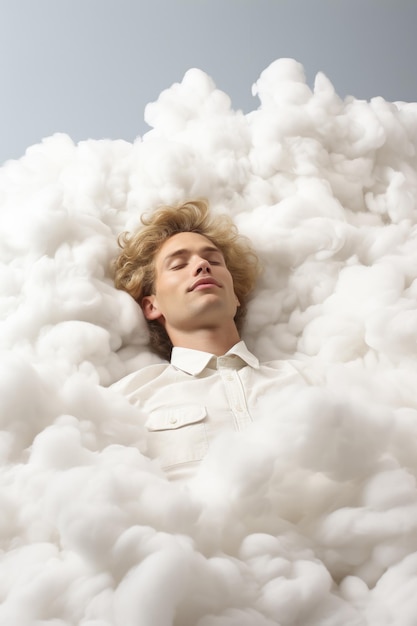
[171,340,260,375]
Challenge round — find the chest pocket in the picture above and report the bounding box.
[145,404,208,469]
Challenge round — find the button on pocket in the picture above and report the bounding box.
[146,404,206,431]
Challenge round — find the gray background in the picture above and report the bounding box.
[1,0,416,166]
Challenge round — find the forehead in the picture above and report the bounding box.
[156,232,220,263]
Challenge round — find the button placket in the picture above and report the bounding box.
[217,358,252,429]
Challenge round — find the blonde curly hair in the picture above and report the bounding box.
[113,199,260,360]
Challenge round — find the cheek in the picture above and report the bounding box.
[155,275,181,299]
[224,271,236,292]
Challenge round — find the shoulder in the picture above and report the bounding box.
[109,363,171,396]
[261,355,325,385]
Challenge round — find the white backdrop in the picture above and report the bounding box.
[1,58,417,625]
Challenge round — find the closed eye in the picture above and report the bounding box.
[206,253,224,265]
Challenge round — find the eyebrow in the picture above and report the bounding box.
[162,246,222,266]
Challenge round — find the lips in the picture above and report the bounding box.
[188,277,221,291]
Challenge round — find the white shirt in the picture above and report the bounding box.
[110,341,309,481]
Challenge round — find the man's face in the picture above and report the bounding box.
[142,232,239,334]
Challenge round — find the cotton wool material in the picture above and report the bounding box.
[0,58,417,625]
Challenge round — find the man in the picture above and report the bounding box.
[111,199,308,480]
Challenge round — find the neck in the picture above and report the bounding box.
[168,323,241,356]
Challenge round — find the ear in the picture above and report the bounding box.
[141,295,163,321]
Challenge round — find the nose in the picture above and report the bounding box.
[194,257,211,275]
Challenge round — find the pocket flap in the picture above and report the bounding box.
[146,404,207,431]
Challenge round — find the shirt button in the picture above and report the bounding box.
[169,416,178,424]
[235,405,243,412]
